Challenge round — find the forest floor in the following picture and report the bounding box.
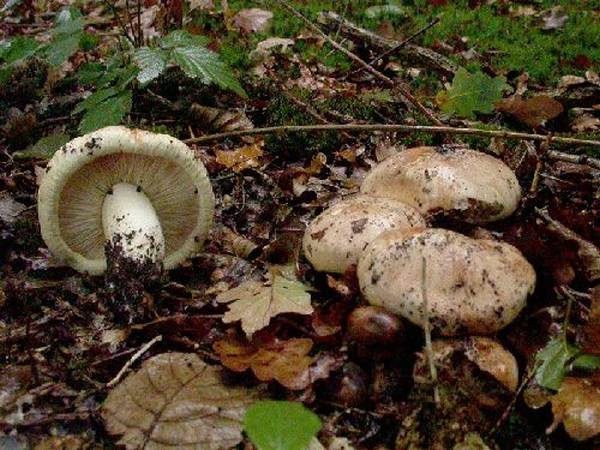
[1,0,600,449]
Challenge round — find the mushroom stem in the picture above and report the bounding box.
[102,182,165,263]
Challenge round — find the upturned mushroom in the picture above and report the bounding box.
[360,146,521,223]
[38,126,214,275]
[357,228,536,336]
[302,195,425,273]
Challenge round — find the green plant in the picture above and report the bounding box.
[244,400,322,450]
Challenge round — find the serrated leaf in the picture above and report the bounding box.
[78,90,132,134]
[437,68,511,119]
[73,87,118,114]
[217,266,313,337]
[161,30,210,49]
[244,401,322,450]
[170,45,246,97]
[75,62,105,85]
[13,133,70,160]
[102,352,258,450]
[133,47,167,84]
[535,338,578,390]
[46,33,81,66]
[1,36,40,64]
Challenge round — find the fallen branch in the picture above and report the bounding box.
[183,123,600,152]
[272,0,443,126]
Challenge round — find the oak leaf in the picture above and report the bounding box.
[549,377,600,441]
[101,352,258,449]
[496,95,563,127]
[217,266,313,337]
[213,337,314,390]
[215,143,264,173]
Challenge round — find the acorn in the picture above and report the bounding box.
[347,305,403,345]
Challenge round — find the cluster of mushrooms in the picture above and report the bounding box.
[303,145,537,390]
[38,126,214,275]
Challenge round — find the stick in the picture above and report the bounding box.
[361,18,440,71]
[183,123,600,150]
[421,256,439,405]
[106,335,162,388]
[272,0,443,126]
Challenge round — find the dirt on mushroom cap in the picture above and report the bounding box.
[302,195,426,274]
[357,228,536,336]
[360,146,521,223]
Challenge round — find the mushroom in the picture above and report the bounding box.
[357,228,536,336]
[38,126,214,275]
[303,195,425,273]
[414,337,519,392]
[360,146,521,223]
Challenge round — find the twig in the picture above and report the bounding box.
[106,335,162,388]
[272,0,443,126]
[136,0,143,46]
[547,149,600,170]
[102,0,135,46]
[421,256,439,405]
[183,123,600,150]
[360,18,440,72]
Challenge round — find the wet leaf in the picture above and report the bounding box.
[217,266,313,337]
[496,95,563,127]
[102,352,258,449]
[549,377,600,441]
[215,143,264,173]
[535,338,578,391]
[13,133,70,160]
[437,68,511,119]
[232,8,273,34]
[213,337,314,390]
[244,401,321,450]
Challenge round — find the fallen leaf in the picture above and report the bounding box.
[217,265,313,337]
[496,95,563,127]
[571,114,600,132]
[0,192,26,225]
[249,37,295,62]
[437,68,511,119]
[541,7,568,31]
[102,352,258,449]
[215,143,264,173]
[549,377,600,441]
[232,8,273,34]
[188,0,214,12]
[582,287,600,355]
[213,337,314,390]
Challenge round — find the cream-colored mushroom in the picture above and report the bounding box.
[37,126,214,275]
[360,146,521,223]
[357,228,535,336]
[303,195,425,273]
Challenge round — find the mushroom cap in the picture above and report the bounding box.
[303,195,426,273]
[357,228,535,336]
[360,146,521,223]
[38,126,214,275]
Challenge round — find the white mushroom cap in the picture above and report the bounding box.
[357,228,535,336]
[303,195,426,273]
[360,146,521,223]
[38,126,214,275]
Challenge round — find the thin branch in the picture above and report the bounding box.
[102,0,135,46]
[421,256,439,405]
[106,335,162,388]
[183,123,600,151]
[360,18,440,72]
[271,0,443,126]
[137,0,143,46]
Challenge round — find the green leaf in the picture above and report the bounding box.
[244,401,321,450]
[13,133,71,160]
[570,353,600,371]
[133,47,167,84]
[161,30,210,49]
[535,338,579,391]
[73,87,119,114]
[1,36,40,64]
[46,33,81,66]
[75,62,105,85]
[78,89,132,133]
[171,45,246,97]
[364,4,406,19]
[437,68,511,119]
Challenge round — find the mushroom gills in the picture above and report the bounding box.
[102,182,165,263]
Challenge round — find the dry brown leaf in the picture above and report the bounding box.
[549,377,600,441]
[215,143,264,173]
[231,8,273,34]
[213,337,314,390]
[34,435,89,450]
[0,192,26,225]
[188,0,214,12]
[496,95,563,127]
[101,352,258,450]
[217,266,313,337]
[571,114,600,132]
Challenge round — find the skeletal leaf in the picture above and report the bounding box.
[217,266,313,337]
[101,352,258,450]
